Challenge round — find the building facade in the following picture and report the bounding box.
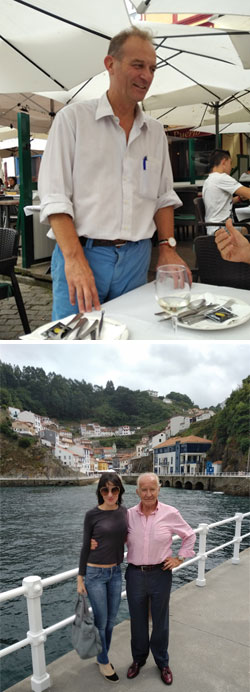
[153,435,212,475]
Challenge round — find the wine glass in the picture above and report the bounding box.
[155,264,191,331]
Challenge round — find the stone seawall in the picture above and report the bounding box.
[0,477,97,487]
[124,475,250,497]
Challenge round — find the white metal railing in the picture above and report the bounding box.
[0,512,249,692]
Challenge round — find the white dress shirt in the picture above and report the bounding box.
[38,92,181,241]
[202,172,241,234]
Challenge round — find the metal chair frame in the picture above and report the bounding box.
[0,227,30,334]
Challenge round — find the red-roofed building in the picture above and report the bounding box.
[153,435,212,475]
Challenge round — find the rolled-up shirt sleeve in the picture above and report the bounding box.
[38,109,75,225]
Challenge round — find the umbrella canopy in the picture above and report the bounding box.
[147,91,250,129]
[37,21,250,111]
[132,1,250,15]
[0,136,47,157]
[191,122,250,134]
[0,0,131,93]
[138,22,250,111]
[0,92,64,132]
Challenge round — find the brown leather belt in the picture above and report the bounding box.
[129,563,165,571]
[79,237,127,247]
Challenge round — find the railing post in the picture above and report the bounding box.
[196,523,209,587]
[232,513,243,564]
[22,576,50,692]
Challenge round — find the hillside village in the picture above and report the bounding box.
[5,394,218,477]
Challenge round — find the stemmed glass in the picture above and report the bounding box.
[155,264,191,332]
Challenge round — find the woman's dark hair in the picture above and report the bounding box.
[97,472,125,505]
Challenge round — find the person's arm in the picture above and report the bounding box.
[154,206,193,284]
[215,221,250,264]
[235,185,250,201]
[162,510,196,571]
[77,512,93,594]
[49,213,101,313]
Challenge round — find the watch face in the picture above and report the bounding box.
[168,237,176,247]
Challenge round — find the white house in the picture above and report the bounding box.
[8,407,20,419]
[165,416,191,438]
[153,435,212,476]
[54,443,91,474]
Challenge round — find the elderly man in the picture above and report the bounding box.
[126,473,196,686]
[38,26,187,321]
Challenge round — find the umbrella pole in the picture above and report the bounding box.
[215,102,219,149]
[17,112,33,268]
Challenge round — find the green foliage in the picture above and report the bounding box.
[18,437,32,448]
[165,392,194,408]
[0,361,190,427]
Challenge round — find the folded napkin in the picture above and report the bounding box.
[19,313,129,341]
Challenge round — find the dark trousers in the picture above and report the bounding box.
[125,564,172,669]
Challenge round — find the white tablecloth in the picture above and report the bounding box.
[102,281,250,340]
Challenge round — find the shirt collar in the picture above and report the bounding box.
[136,499,159,515]
[96,92,148,131]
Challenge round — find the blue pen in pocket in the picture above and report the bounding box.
[143,156,147,170]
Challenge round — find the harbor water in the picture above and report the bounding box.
[0,483,249,691]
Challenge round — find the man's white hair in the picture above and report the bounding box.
[137,472,160,489]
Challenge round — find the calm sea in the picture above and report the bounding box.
[0,483,249,691]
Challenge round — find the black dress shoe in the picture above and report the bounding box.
[160,666,173,685]
[127,661,146,679]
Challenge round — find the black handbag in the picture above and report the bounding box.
[72,594,102,659]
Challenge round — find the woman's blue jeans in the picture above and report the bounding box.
[85,565,122,664]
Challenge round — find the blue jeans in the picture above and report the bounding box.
[85,565,122,664]
[126,565,172,669]
[51,238,152,320]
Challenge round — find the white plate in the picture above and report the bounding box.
[177,293,250,331]
[19,313,129,341]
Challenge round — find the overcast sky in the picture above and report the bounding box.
[0,342,249,408]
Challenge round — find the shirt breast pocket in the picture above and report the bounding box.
[139,157,161,200]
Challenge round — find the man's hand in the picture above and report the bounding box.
[64,251,101,313]
[49,213,101,313]
[77,574,87,595]
[162,557,184,570]
[215,219,250,264]
[157,245,193,285]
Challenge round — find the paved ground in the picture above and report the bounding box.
[6,549,250,692]
[0,240,196,340]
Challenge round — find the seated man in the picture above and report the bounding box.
[215,219,250,265]
[202,150,250,235]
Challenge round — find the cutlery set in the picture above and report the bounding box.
[155,299,235,326]
[42,311,105,340]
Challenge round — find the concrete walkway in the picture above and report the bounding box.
[6,549,250,692]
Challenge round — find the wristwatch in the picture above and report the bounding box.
[178,556,185,563]
[158,237,177,248]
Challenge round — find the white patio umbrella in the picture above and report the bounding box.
[0,0,131,93]
[132,1,250,15]
[0,92,64,132]
[190,122,250,134]
[147,91,250,130]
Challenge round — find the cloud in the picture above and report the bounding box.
[0,341,249,408]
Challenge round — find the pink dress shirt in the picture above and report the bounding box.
[127,501,196,565]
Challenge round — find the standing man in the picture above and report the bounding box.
[126,473,196,686]
[202,149,250,235]
[38,26,187,321]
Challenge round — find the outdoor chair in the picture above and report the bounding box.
[194,234,250,290]
[193,197,250,235]
[174,188,199,240]
[0,227,30,334]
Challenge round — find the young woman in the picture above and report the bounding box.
[77,473,127,683]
